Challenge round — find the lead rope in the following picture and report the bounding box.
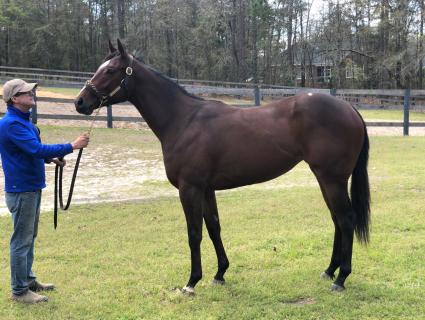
[53,106,102,229]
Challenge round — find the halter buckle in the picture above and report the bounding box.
[126,67,133,76]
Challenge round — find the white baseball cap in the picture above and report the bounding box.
[2,79,38,103]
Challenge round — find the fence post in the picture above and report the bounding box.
[107,105,113,128]
[330,88,337,96]
[403,88,410,136]
[31,95,38,124]
[254,85,261,106]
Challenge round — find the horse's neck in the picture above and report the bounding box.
[129,70,199,141]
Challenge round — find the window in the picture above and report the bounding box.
[346,65,354,79]
[317,66,332,82]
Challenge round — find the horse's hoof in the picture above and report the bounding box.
[331,283,345,292]
[181,286,195,295]
[320,272,333,280]
[212,278,225,285]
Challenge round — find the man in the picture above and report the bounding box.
[0,79,90,304]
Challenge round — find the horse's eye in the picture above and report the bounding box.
[105,68,115,74]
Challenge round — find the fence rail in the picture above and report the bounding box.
[0,110,421,130]
[1,65,425,135]
[1,91,424,136]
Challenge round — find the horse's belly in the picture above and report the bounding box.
[211,157,300,190]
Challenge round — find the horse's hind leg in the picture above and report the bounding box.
[322,216,342,280]
[314,171,355,291]
[203,189,229,284]
[312,171,342,280]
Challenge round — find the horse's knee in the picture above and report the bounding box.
[188,230,202,247]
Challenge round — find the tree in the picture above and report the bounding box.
[0,0,424,88]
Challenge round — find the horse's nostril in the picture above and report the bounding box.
[75,97,83,108]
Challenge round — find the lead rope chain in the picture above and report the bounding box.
[53,106,102,229]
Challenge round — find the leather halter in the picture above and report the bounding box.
[83,55,134,107]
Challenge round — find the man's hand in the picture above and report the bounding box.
[52,158,66,167]
[72,133,90,150]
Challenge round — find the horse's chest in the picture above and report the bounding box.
[162,155,186,187]
[163,150,209,188]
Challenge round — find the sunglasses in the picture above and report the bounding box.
[14,91,35,97]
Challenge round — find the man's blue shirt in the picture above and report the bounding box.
[0,105,73,192]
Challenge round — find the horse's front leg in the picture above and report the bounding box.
[179,184,204,294]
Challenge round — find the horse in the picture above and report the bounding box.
[75,39,370,293]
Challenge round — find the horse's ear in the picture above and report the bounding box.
[108,40,117,53]
[117,39,127,57]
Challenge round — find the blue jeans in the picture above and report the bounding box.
[6,190,41,295]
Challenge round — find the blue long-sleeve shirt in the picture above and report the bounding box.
[0,105,73,192]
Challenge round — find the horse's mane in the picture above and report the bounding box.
[104,52,204,101]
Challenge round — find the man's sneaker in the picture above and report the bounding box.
[29,280,55,292]
[11,290,48,304]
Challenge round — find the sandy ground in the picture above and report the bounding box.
[0,144,174,216]
[1,99,424,217]
[367,127,425,136]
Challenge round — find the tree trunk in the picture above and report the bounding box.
[299,5,305,87]
[118,0,126,39]
[419,0,424,88]
[287,0,294,83]
[166,28,174,77]
[252,6,258,84]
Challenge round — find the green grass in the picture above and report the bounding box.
[0,129,424,319]
[358,109,425,121]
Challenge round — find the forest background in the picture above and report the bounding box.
[1,0,424,89]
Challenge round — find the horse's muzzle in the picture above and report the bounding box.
[74,98,94,115]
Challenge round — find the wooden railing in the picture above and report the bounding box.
[1,66,425,135]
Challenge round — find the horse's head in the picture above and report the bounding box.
[75,39,134,115]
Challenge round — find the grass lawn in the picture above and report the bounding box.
[358,109,425,122]
[0,126,424,319]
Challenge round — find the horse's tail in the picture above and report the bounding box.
[350,111,371,244]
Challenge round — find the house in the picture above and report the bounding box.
[294,50,366,88]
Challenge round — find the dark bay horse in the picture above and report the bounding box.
[75,40,370,293]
